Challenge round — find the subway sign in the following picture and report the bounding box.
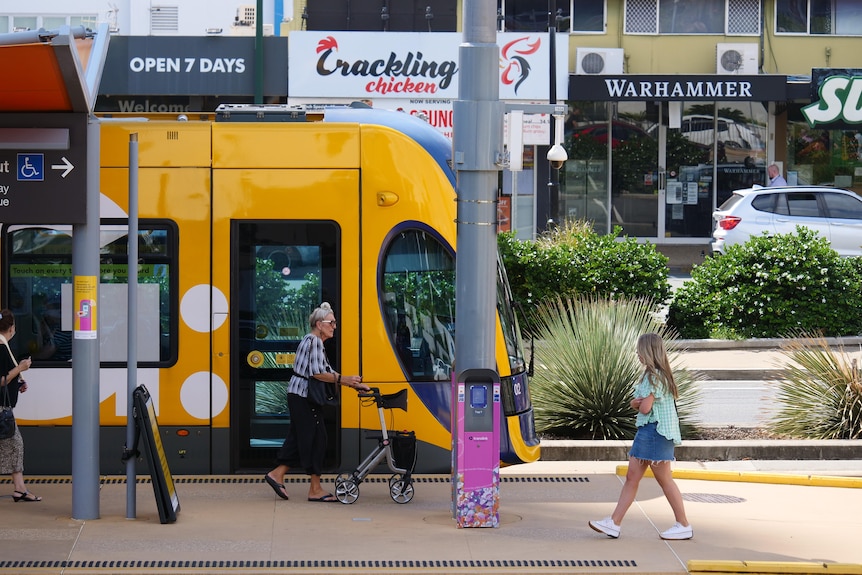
[803,68,862,128]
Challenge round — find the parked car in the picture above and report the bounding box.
[712,185,862,256]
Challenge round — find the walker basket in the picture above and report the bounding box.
[391,430,417,474]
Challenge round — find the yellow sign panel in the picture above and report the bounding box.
[73,275,98,339]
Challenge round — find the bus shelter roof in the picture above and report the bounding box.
[0,25,109,114]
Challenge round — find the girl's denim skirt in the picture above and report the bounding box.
[629,422,675,463]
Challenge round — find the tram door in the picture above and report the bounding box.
[212,162,361,472]
[233,222,341,472]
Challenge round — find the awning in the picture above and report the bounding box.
[0,25,109,113]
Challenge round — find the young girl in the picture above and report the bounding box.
[589,333,691,540]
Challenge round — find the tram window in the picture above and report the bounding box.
[381,229,455,381]
[4,224,176,364]
[497,253,526,375]
[252,244,322,345]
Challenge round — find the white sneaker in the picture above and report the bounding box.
[589,517,621,538]
[660,522,693,540]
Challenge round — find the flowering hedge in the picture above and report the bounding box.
[667,226,862,339]
[498,223,670,332]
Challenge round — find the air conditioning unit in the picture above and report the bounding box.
[575,48,624,75]
[716,43,758,75]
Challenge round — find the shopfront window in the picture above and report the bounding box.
[564,102,659,237]
[666,102,767,237]
[561,101,615,235]
[787,105,862,190]
[563,100,768,239]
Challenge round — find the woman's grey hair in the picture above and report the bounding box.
[309,302,333,329]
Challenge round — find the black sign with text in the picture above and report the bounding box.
[133,385,180,524]
[569,74,787,102]
[0,113,88,224]
[99,36,288,97]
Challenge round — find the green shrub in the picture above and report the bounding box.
[498,222,670,333]
[769,335,862,439]
[667,227,862,339]
[530,296,700,440]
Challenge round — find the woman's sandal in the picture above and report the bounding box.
[264,475,289,500]
[13,490,42,502]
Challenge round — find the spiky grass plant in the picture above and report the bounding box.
[769,335,862,439]
[531,296,700,440]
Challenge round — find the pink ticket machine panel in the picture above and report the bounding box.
[452,368,500,528]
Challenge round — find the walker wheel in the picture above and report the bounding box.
[335,479,359,504]
[389,478,414,504]
[388,473,404,487]
[335,473,352,487]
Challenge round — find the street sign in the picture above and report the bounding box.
[0,113,88,224]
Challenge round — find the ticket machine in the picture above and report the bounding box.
[451,368,500,528]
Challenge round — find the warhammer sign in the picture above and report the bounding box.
[569,74,786,102]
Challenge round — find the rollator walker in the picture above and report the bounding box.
[334,387,417,504]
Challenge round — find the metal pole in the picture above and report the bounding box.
[254,0,264,104]
[454,0,501,374]
[71,116,101,520]
[0,26,91,46]
[126,133,139,519]
[547,0,558,230]
[452,0,503,527]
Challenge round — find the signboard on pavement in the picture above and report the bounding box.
[0,113,88,224]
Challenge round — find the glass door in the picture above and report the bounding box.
[232,221,340,471]
[665,102,768,237]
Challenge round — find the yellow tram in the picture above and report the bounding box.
[2,106,539,474]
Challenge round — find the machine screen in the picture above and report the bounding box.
[470,385,487,409]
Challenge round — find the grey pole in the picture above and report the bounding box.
[254,0,264,104]
[0,26,91,46]
[546,0,558,229]
[71,117,101,520]
[126,133,139,518]
[453,0,502,372]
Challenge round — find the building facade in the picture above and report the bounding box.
[7,0,862,245]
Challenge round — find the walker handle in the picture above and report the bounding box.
[357,387,381,400]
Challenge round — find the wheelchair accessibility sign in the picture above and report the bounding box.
[18,154,44,182]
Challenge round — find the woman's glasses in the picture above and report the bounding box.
[320,320,337,327]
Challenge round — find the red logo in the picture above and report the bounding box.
[500,36,541,95]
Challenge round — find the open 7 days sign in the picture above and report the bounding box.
[803,68,862,128]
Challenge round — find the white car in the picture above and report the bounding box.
[711,185,862,256]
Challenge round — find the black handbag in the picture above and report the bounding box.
[306,376,339,407]
[0,379,15,440]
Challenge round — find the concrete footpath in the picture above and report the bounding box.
[2,460,861,575]
[2,343,861,574]
[675,336,862,381]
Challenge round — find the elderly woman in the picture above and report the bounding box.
[264,303,369,502]
[0,309,40,502]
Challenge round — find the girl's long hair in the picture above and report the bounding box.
[637,332,678,399]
